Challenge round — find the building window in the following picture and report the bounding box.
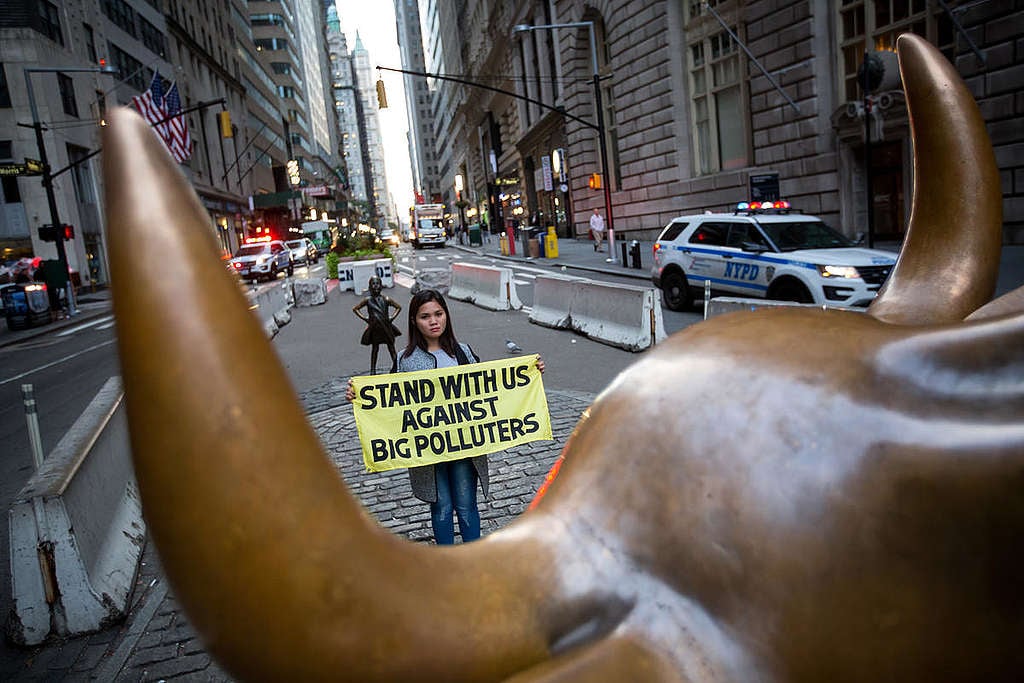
[107,43,147,92]
[83,23,97,63]
[0,64,11,108]
[688,28,748,174]
[38,0,64,45]
[101,0,137,39]
[838,0,954,101]
[58,73,79,118]
[139,16,167,57]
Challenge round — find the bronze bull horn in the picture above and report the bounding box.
[868,33,1002,324]
[102,109,602,681]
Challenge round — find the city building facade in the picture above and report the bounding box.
[1,0,353,287]
[399,0,1022,245]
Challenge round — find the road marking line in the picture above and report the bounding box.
[0,339,116,387]
[55,315,115,336]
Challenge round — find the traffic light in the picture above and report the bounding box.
[36,224,73,241]
[588,173,602,190]
[219,111,233,138]
[376,79,388,109]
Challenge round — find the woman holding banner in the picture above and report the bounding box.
[348,288,544,544]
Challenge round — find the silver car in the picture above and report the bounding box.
[285,238,319,265]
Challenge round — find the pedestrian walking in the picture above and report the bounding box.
[352,276,402,374]
[589,207,606,252]
[347,288,544,544]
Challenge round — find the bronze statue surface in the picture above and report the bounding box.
[102,34,1021,681]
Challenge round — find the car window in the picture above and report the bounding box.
[659,221,688,242]
[689,222,727,246]
[286,240,302,248]
[726,224,768,249]
[758,221,853,251]
[271,244,283,253]
[235,245,265,256]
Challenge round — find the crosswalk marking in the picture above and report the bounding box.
[55,315,115,336]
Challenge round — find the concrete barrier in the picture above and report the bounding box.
[705,296,864,320]
[7,377,144,646]
[448,262,522,311]
[247,280,292,337]
[336,258,395,294]
[292,278,328,306]
[530,275,666,351]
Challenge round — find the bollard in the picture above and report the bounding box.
[22,384,45,469]
[630,240,642,269]
[703,279,712,320]
[620,241,629,268]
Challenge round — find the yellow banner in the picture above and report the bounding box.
[351,355,552,472]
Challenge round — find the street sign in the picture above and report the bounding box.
[0,163,27,177]
[0,159,44,177]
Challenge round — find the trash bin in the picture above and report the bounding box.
[3,283,51,330]
[629,240,642,269]
[468,223,482,246]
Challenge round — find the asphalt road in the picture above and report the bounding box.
[0,256,700,662]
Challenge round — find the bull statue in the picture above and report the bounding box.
[102,34,1020,681]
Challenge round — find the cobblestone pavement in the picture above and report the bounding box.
[3,373,594,681]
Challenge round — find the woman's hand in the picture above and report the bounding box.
[536,356,546,374]
[345,378,355,402]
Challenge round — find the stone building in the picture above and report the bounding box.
[400,0,1022,244]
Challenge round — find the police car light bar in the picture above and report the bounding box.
[736,200,791,211]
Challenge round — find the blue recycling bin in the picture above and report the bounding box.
[3,283,51,330]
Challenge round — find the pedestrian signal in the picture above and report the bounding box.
[376,79,388,109]
[588,173,602,190]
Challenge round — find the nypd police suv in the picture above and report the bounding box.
[651,201,897,311]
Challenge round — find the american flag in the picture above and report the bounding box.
[130,71,167,140]
[163,82,192,163]
[130,71,191,164]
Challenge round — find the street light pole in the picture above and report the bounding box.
[514,22,614,259]
[24,65,117,315]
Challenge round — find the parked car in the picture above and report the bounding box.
[285,238,319,265]
[229,239,294,281]
[651,201,897,311]
[378,229,400,247]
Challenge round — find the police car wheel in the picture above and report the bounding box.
[770,280,813,304]
[662,271,692,311]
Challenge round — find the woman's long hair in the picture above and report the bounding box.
[402,288,458,359]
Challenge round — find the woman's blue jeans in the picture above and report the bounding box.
[430,459,481,544]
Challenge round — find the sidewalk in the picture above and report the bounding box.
[451,230,654,281]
